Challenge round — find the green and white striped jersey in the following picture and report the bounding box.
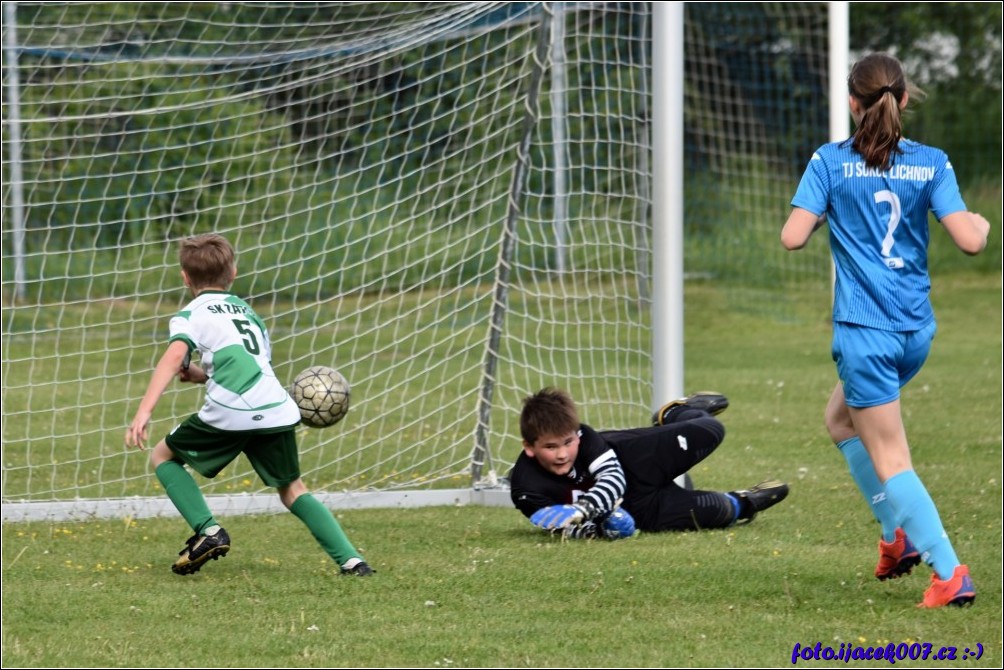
[168,290,300,431]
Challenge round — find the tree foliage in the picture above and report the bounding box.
[18,60,293,249]
[8,2,1000,258]
[850,2,1003,183]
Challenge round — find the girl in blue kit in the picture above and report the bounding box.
[781,53,990,608]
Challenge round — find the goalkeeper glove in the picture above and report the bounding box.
[600,508,636,539]
[529,500,598,531]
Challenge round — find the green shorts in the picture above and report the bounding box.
[165,415,301,488]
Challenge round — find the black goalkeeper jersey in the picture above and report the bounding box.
[509,423,626,521]
[509,413,734,533]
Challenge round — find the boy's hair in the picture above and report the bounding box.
[180,233,236,290]
[520,387,580,444]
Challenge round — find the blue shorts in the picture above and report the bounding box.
[831,320,937,408]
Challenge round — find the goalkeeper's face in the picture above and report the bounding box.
[522,430,581,476]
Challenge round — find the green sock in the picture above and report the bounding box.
[155,461,216,535]
[290,493,360,566]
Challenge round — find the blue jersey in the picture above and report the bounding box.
[791,139,966,331]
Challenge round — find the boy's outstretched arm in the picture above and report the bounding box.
[125,340,191,449]
[528,451,628,538]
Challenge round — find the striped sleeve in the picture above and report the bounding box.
[563,448,626,538]
[565,520,603,539]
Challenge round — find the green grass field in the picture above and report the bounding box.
[2,271,1000,668]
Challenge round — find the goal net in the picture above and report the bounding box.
[2,2,832,521]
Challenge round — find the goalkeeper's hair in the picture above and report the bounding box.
[520,387,580,444]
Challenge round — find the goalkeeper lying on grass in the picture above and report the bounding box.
[508,387,789,539]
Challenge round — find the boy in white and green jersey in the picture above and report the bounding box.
[125,233,373,577]
[169,290,299,432]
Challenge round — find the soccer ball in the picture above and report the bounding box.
[290,365,350,428]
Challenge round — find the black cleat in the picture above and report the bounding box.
[652,391,729,425]
[730,479,789,524]
[172,527,231,575]
[341,561,375,576]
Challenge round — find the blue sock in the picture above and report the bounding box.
[884,470,960,580]
[725,493,741,525]
[837,437,898,541]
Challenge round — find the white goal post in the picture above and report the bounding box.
[2,2,842,522]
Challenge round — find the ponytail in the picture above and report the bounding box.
[852,91,903,171]
[846,53,922,170]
